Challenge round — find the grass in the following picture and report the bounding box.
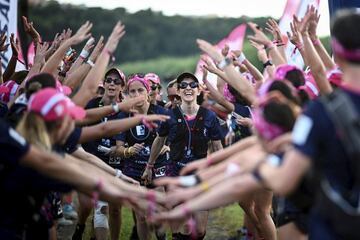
[83,204,244,239]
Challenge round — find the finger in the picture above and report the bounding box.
[179,165,196,176]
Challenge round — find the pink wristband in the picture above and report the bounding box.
[312,38,321,46]
[104,48,116,63]
[206,156,213,167]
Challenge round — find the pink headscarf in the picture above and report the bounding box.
[127,75,150,93]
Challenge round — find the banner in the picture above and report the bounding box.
[0,0,18,69]
[195,24,247,85]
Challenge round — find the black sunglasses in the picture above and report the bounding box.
[178,81,199,89]
[150,84,162,91]
[105,77,124,86]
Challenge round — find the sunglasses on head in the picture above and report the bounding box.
[178,81,199,89]
[105,77,123,85]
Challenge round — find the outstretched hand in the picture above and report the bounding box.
[247,22,272,47]
[196,39,223,62]
[104,21,126,54]
[70,21,92,45]
[22,16,41,41]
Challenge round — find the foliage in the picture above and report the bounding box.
[29,0,268,63]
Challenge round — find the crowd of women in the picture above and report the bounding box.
[0,5,359,240]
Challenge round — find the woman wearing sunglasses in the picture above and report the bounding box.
[81,67,126,240]
[145,72,166,107]
[144,72,223,239]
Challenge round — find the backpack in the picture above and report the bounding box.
[317,89,360,239]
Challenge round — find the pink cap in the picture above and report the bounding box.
[28,88,86,121]
[274,64,304,80]
[0,80,19,103]
[56,80,72,96]
[303,73,320,99]
[127,75,150,93]
[145,73,160,84]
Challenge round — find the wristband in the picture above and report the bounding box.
[86,59,95,67]
[263,60,273,68]
[200,182,210,192]
[225,162,241,177]
[237,52,246,64]
[146,163,154,169]
[206,156,213,167]
[80,49,89,59]
[312,38,321,46]
[217,57,232,70]
[115,169,123,178]
[292,42,304,56]
[111,102,120,113]
[265,42,275,50]
[179,175,198,187]
[86,37,95,46]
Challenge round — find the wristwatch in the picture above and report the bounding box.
[111,102,120,113]
[263,60,273,68]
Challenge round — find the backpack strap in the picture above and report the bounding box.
[320,89,360,199]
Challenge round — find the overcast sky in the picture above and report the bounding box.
[55,0,331,36]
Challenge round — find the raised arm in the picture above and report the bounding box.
[78,114,169,143]
[308,6,336,71]
[3,34,19,82]
[197,39,256,105]
[42,22,92,75]
[72,21,125,107]
[63,37,104,90]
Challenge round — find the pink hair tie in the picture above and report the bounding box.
[92,179,104,208]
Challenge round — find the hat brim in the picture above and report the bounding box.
[68,105,86,120]
[176,72,199,84]
[0,86,9,94]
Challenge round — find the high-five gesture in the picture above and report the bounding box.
[22,16,41,42]
[10,33,19,57]
[103,21,126,54]
[69,21,92,45]
[265,19,283,43]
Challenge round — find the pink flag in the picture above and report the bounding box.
[195,24,247,83]
[279,0,320,68]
